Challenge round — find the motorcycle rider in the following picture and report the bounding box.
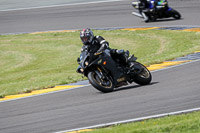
[79,28,132,66]
[136,0,167,22]
[78,28,133,85]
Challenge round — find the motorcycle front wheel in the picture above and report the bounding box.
[132,62,152,85]
[88,71,114,93]
[171,9,181,19]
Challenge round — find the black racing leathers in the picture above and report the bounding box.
[81,36,109,55]
[82,36,128,64]
[80,36,125,85]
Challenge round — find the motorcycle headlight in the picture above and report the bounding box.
[85,61,89,66]
[80,68,84,72]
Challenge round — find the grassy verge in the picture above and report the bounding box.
[85,111,200,133]
[0,30,200,97]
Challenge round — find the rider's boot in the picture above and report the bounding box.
[117,50,135,69]
[123,50,134,68]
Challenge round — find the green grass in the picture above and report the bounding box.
[0,30,200,97]
[85,111,200,133]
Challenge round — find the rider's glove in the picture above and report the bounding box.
[94,50,103,55]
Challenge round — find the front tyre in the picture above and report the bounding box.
[88,71,114,93]
[132,62,152,85]
[171,9,181,19]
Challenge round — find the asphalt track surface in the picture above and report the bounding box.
[1,0,200,133]
[0,0,200,34]
[0,60,200,133]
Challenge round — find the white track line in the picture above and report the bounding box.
[55,107,200,133]
[0,0,123,12]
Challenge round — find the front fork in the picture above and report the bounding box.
[95,66,112,86]
[95,67,105,80]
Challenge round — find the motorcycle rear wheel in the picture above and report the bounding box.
[132,62,152,85]
[88,71,114,93]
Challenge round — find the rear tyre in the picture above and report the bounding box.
[132,62,152,85]
[88,71,114,93]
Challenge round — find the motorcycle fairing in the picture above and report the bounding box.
[88,51,123,81]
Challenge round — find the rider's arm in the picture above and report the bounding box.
[81,45,90,52]
[96,36,109,53]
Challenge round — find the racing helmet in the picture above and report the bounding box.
[80,28,94,45]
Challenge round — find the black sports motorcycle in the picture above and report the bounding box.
[77,46,152,93]
[132,0,181,22]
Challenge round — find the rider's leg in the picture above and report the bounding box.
[141,12,149,22]
[113,49,135,68]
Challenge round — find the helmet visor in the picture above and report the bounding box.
[81,36,89,43]
[81,36,92,44]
